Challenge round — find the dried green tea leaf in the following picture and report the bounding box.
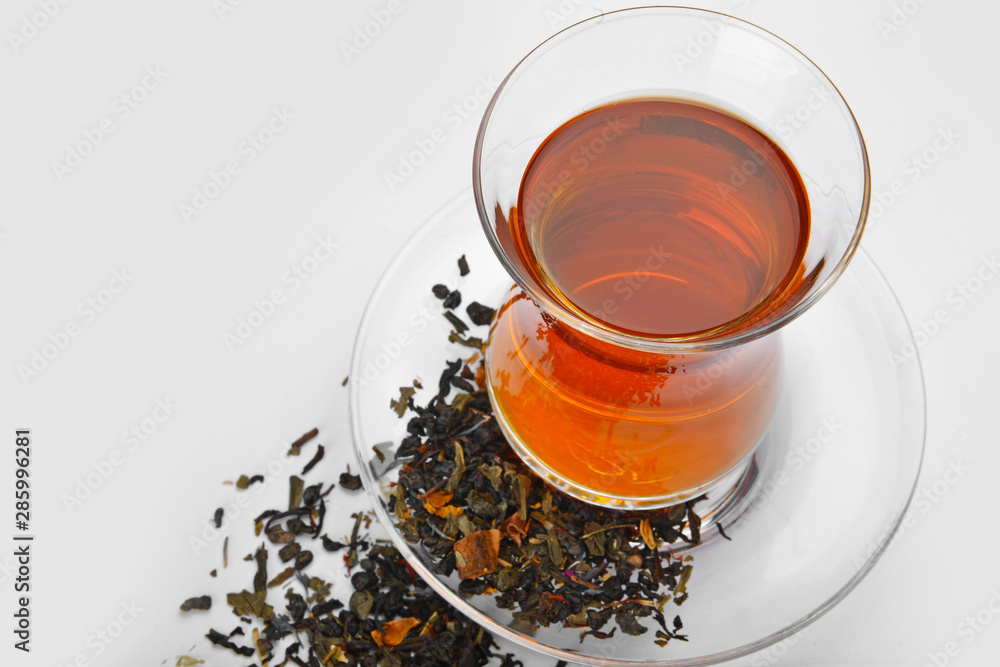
[478,464,502,491]
[444,310,469,334]
[447,331,484,349]
[176,657,204,667]
[451,392,472,412]
[180,595,211,612]
[390,386,416,418]
[289,475,304,510]
[349,589,374,619]
[445,441,466,494]
[236,475,250,490]
[225,590,273,621]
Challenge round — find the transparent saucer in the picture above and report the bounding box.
[348,191,925,665]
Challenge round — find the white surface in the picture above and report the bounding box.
[1,1,997,665]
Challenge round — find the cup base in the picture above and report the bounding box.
[489,370,764,513]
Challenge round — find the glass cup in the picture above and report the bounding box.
[473,7,870,509]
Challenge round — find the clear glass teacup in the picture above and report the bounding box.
[473,7,870,509]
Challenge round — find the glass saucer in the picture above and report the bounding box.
[348,191,925,665]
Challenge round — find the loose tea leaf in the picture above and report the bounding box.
[301,444,325,475]
[226,590,273,621]
[466,301,495,326]
[391,386,416,418]
[180,595,212,612]
[443,290,462,309]
[444,310,470,334]
[286,427,319,456]
[458,254,470,276]
[288,476,304,510]
[384,273,705,640]
[205,629,255,656]
[432,284,451,299]
[339,466,362,491]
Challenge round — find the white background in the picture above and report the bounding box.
[1,0,998,665]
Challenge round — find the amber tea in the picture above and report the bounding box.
[486,99,810,501]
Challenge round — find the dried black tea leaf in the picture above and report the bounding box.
[466,301,495,326]
[253,545,268,593]
[443,289,462,309]
[301,444,325,475]
[205,629,254,656]
[180,595,212,612]
[458,254,470,276]
[432,284,450,299]
[213,508,224,529]
[339,467,362,491]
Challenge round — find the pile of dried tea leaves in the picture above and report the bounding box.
[385,256,701,646]
[179,255,703,667]
[179,429,513,667]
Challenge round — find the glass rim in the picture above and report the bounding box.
[472,5,871,353]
